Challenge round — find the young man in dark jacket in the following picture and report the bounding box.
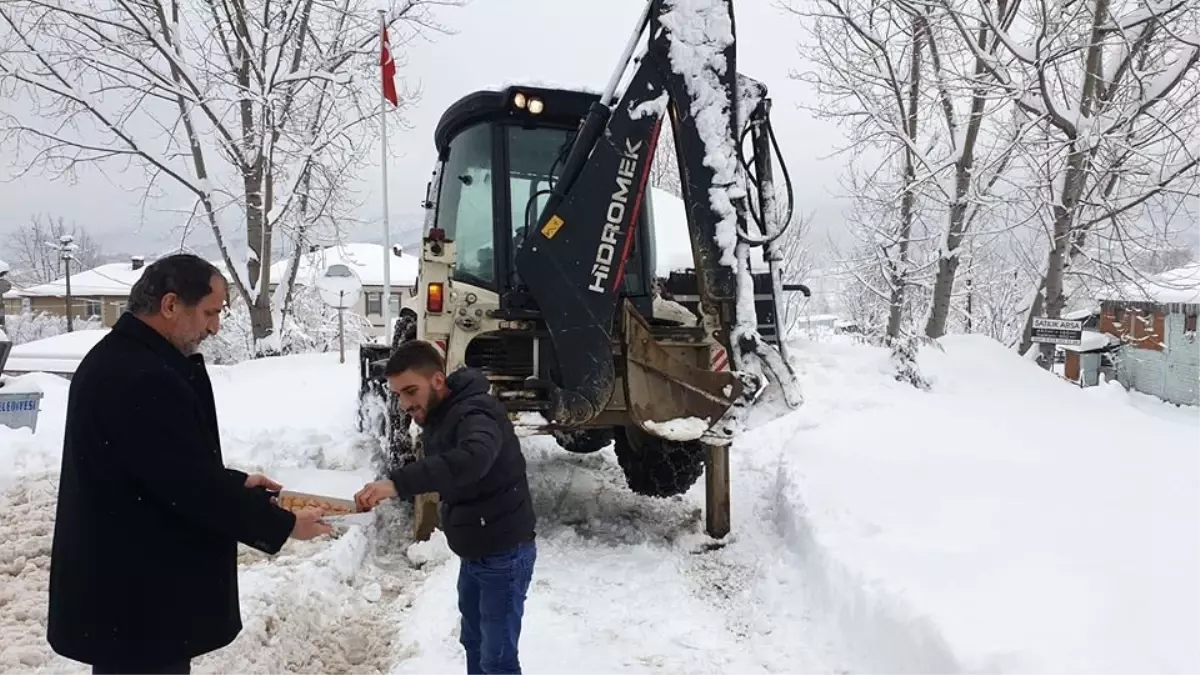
[47,253,331,675]
[355,340,536,675]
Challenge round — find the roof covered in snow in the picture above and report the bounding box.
[1095,262,1200,305]
[270,243,419,289]
[4,328,109,374]
[17,260,148,298]
[1060,330,1120,353]
[1063,305,1100,321]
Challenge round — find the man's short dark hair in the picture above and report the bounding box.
[126,253,225,316]
[384,340,445,376]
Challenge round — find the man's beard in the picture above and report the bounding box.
[182,336,207,355]
[423,388,445,420]
[413,388,444,426]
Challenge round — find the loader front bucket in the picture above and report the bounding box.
[621,300,760,444]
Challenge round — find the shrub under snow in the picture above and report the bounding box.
[0,312,104,346]
[202,284,374,365]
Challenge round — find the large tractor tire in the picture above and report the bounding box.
[552,428,614,454]
[385,409,417,469]
[392,308,418,347]
[612,425,706,498]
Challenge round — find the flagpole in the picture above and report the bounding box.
[379,9,392,345]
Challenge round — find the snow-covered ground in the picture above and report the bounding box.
[1,334,1197,673]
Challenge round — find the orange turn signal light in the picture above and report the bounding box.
[427,282,445,313]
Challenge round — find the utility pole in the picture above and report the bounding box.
[48,234,78,332]
[0,263,10,332]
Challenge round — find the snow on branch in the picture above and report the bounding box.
[927,0,1200,361]
[0,0,464,353]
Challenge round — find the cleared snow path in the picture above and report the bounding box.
[389,436,845,674]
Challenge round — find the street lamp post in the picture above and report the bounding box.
[0,263,10,331]
[48,234,78,332]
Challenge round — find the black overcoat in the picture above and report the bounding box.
[47,312,296,667]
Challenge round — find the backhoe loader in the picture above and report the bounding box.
[359,0,805,539]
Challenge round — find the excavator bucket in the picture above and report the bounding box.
[621,300,760,444]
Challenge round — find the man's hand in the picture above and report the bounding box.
[355,480,398,512]
[290,507,332,540]
[245,473,283,491]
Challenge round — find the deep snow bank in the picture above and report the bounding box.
[0,373,71,483]
[0,352,374,483]
[742,333,1199,673]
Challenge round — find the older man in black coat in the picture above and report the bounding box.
[46,253,331,675]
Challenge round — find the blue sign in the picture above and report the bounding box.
[0,398,38,413]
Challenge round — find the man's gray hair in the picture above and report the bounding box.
[126,253,226,316]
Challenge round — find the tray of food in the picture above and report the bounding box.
[275,490,362,520]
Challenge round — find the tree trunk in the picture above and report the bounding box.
[885,16,925,340]
[242,157,277,355]
[1037,0,1110,368]
[924,11,994,339]
[232,0,276,355]
[1039,201,1074,365]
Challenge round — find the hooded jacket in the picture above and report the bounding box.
[387,368,535,559]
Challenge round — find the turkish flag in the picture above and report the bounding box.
[380,25,398,106]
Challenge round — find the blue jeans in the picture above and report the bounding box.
[457,540,537,674]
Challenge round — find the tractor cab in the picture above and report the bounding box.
[426,85,656,320]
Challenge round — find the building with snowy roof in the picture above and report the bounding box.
[1095,262,1199,406]
[1,245,419,338]
[268,242,419,337]
[1,256,150,328]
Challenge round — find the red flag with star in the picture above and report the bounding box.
[380,25,398,106]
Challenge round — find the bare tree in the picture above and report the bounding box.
[775,209,817,336]
[787,0,935,339]
[786,0,940,387]
[0,0,462,355]
[935,0,1200,366]
[5,215,102,285]
[650,123,683,198]
[918,1,1028,338]
[953,231,1035,343]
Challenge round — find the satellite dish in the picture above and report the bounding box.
[315,263,362,310]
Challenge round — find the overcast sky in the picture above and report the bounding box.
[0,0,848,258]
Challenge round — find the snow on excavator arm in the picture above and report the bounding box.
[514,0,802,433]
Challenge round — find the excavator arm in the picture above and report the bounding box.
[514,0,802,440]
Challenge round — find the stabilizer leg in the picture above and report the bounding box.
[704,443,731,539]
